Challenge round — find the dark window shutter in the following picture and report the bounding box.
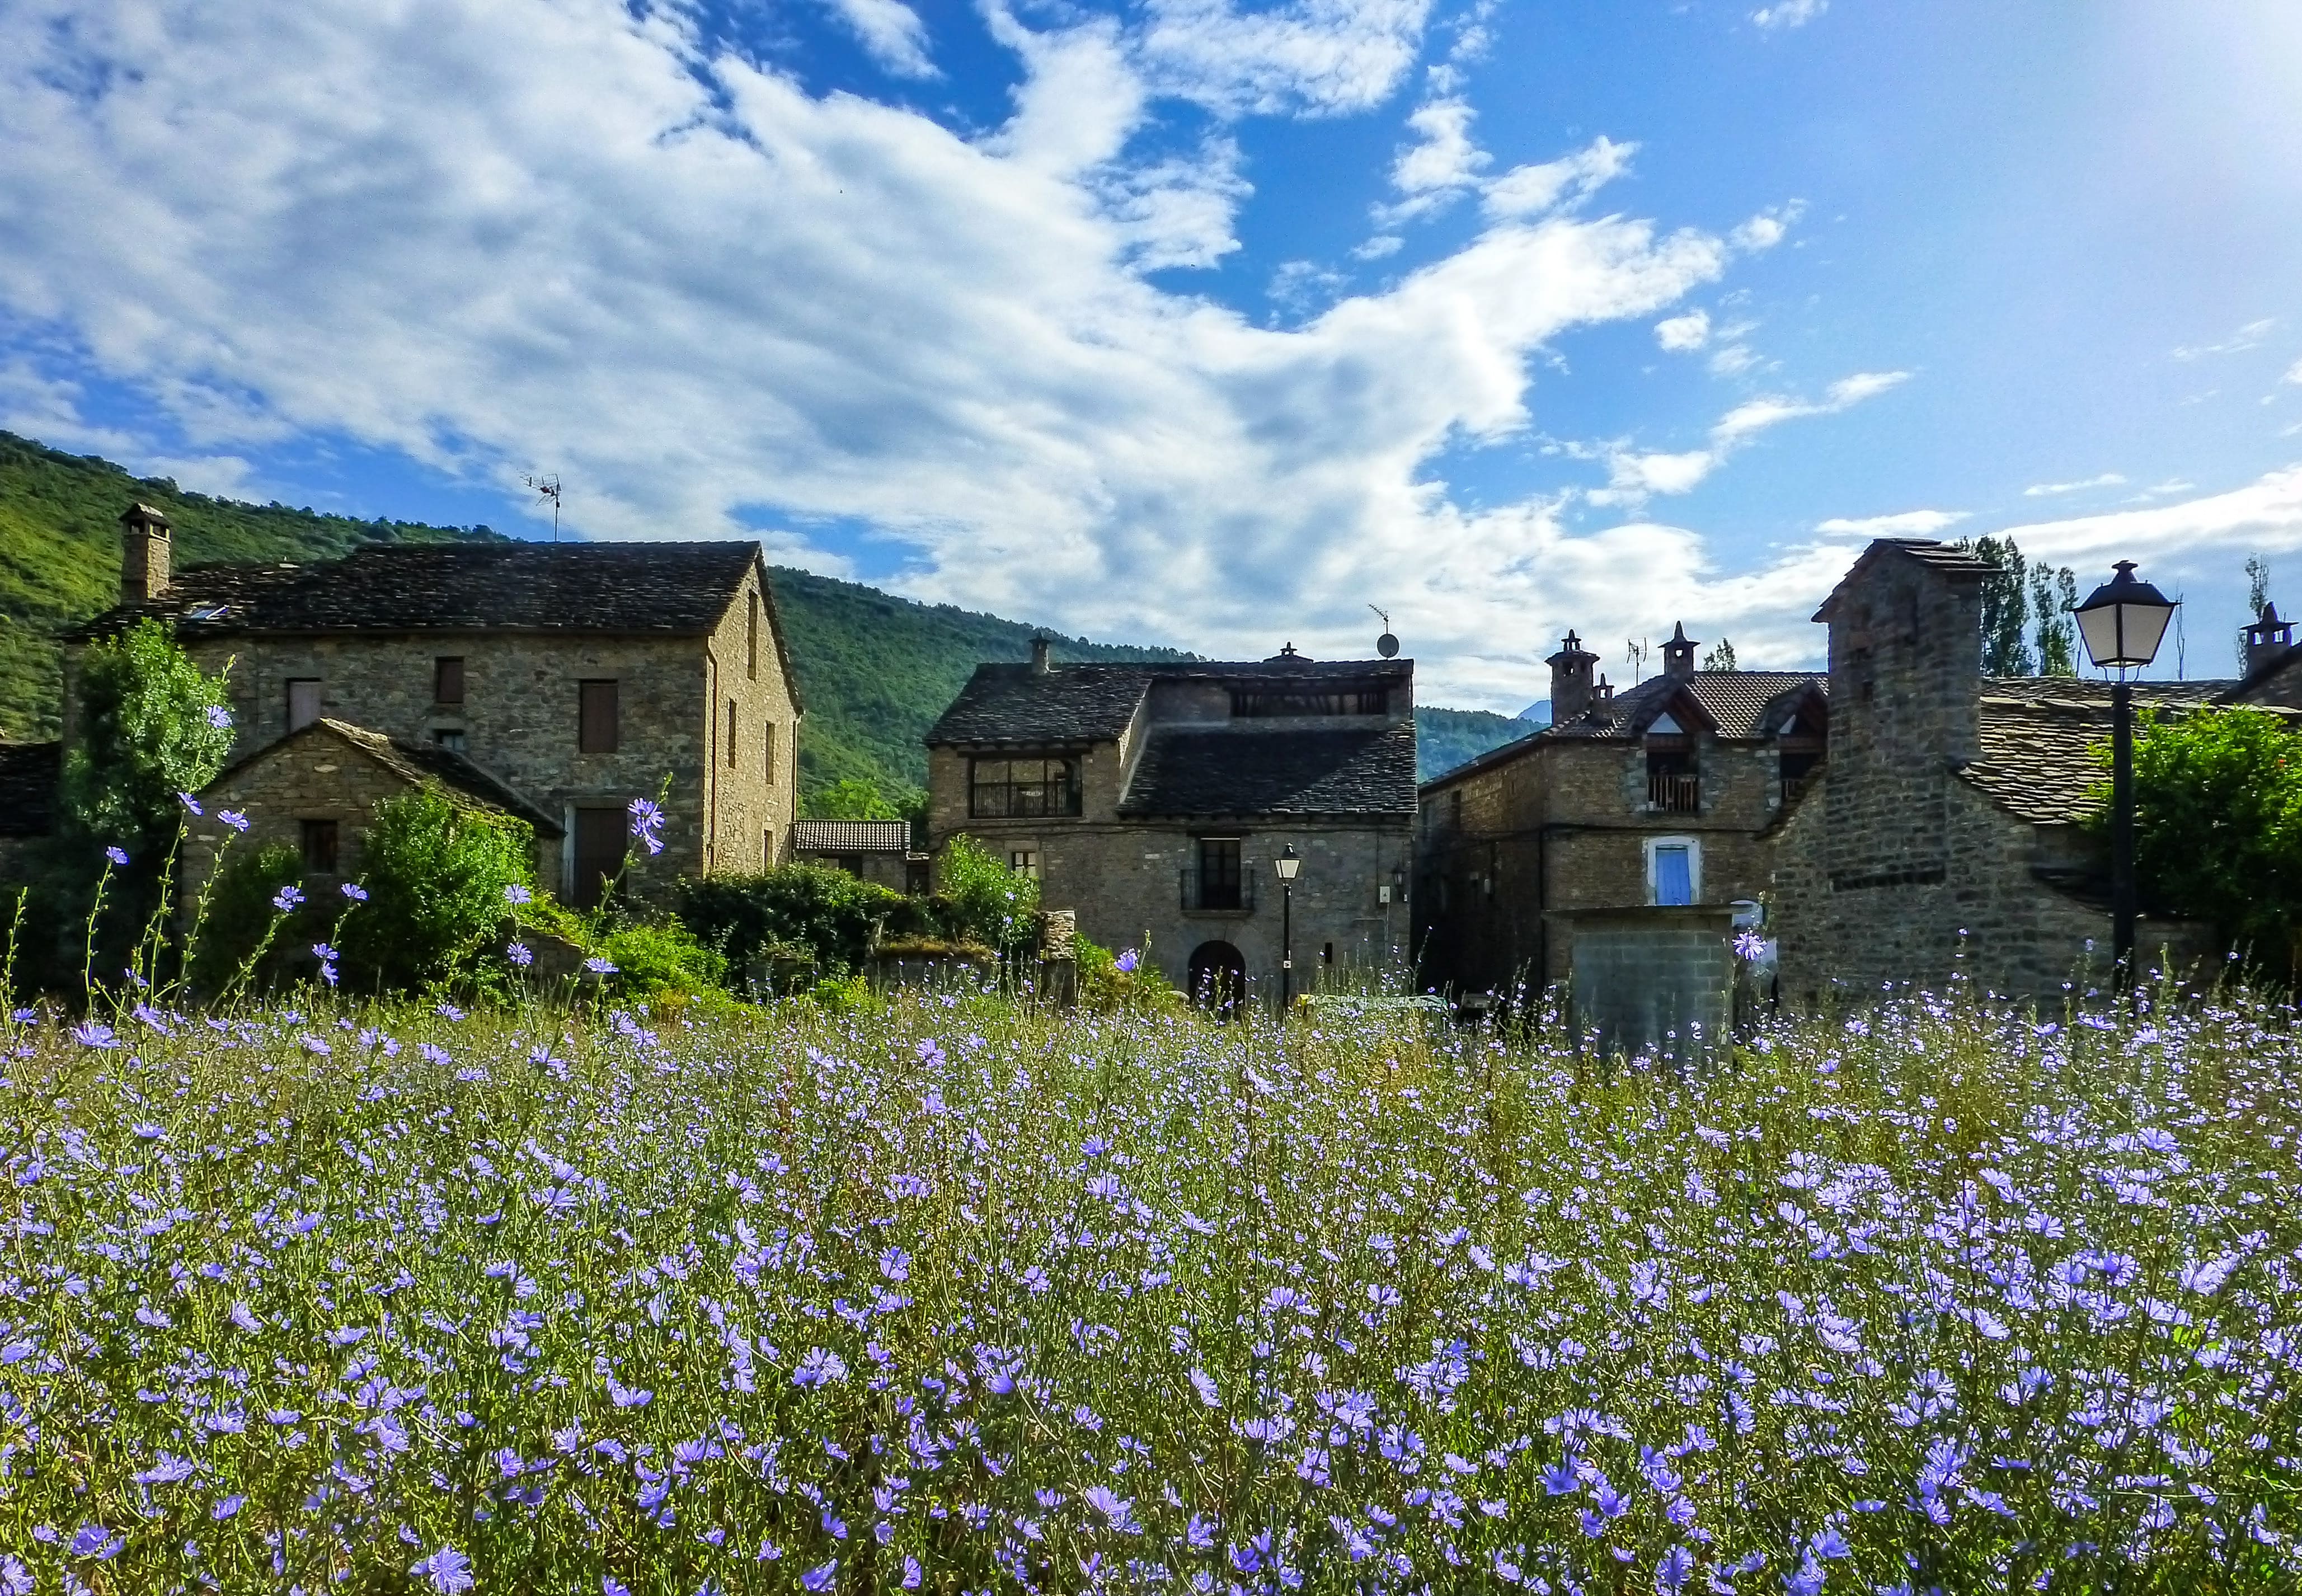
[572,808,626,908]
[579,681,619,754]
[434,657,465,705]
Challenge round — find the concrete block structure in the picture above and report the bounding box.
[924,640,1417,1005]
[52,504,802,909]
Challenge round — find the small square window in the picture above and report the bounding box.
[1008,848,1040,880]
[300,819,339,874]
[432,729,467,753]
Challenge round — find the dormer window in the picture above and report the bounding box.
[1776,701,1826,801]
[1645,712,1697,814]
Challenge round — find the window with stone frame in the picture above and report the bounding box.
[1646,835,1700,906]
[578,680,619,754]
[286,678,322,733]
[1194,836,1242,910]
[968,755,1080,818]
[299,818,339,874]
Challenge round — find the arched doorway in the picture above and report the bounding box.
[1186,941,1248,1016]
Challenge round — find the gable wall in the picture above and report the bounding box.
[701,566,802,872]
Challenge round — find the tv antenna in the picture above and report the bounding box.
[524,473,562,542]
[1626,636,1650,683]
[1368,604,1399,659]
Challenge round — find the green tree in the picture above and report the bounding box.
[2240,553,2273,670]
[803,776,910,820]
[2104,707,2302,964]
[336,790,535,993]
[1969,536,2033,675]
[2031,565,2080,677]
[677,863,914,985]
[938,834,1041,952]
[1700,638,1738,673]
[59,619,234,857]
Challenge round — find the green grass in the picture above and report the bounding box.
[2,973,2296,1592]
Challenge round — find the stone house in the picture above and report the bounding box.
[0,741,59,904]
[186,719,565,899]
[60,503,802,907]
[923,639,1417,1003]
[1415,622,1825,1043]
[789,818,927,895]
[1765,538,2236,1003]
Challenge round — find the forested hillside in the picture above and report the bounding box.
[0,429,1528,797]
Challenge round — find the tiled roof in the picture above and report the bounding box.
[792,820,912,853]
[2219,643,2302,703]
[1536,671,1825,743]
[925,658,1412,747]
[70,542,763,642]
[0,741,59,837]
[1119,723,1417,818]
[204,720,563,837]
[1960,679,2261,825]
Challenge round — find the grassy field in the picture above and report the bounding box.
[2,979,2298,1592]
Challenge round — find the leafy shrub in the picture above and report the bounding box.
[337,790,536,993]
[1077,936,1177,1012]
[594,919,727,998]
[185,842,306,994]
[677,865,923,988]
[937,833,1040,952]
[59,618,235,856]
[2105,706,2302,965]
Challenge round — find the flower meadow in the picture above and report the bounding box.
[3,983,2299,1594]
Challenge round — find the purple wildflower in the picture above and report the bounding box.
[72,1021,119,1049]
[218,808,248,832]
[504,883,532,905]
[507,941,533,968]
[1116,948,1139,973]
[340,881,368,901]
[272,884,303,913]
[204,705,233,730]
[802,1561,838,1591]
[410,1546,475,1593]
[584,956,617,976]
[70,1524,123,1560]
[178,792,203,815]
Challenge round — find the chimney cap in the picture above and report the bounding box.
[121,501,172,532]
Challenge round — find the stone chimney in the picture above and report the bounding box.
[1663,621,1698,680]
[2245,602,2295,675]
[120,502,172,605]
[1030,633,1052,675]
[1545,630,1600,724]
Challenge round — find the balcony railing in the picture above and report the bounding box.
[1180,870,1256,913]
[1647,773,1700,814]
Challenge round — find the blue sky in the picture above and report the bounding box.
[4,0,2300,708]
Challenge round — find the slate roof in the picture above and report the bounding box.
[791,820,912,853]
[1958,678,2253,825]
[924,659,1412,748]
[0,741,59,837]
[205,720,563,837]
[1423,670,1825,791]
[1118,724,1418,818]
[71,542,764,642]
[1809,538,1997,625]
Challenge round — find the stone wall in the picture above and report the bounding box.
[1566,907,1735,1061]
[934,813,1415,998]
[79,577,798,905]
[1416,729,1796,993]
[179,730,556,907]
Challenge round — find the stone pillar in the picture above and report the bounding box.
[1546,631,1600,724]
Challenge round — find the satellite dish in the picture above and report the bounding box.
[1370,603,1399,659]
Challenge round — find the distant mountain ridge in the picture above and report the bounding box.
[0,429,1528,795]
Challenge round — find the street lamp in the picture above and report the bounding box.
[1274,844,1302,1012]
[2072,560,2178,980]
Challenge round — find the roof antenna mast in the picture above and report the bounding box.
[524,473,562,543]
[1368,604,1399,659]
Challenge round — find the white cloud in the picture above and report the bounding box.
[1751,0,1827,31]
[1728,202,1802,253]
[1653,309,1709,353]
[2285,356,2302,386]
[1814,509,1971,537]
[0,0,1759,712]
[823,0,937,78]
[2023,472,2128,497]
[1997,467,2302,572]
[2172,317,2277,361]
[1596,371,1908,502]
[1482,137,1637,220]
[1382,93,1487,218]
[1135,0,1435,116]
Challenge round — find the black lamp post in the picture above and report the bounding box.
[2072,560,2178,980]
[1275,844,1302,1012]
